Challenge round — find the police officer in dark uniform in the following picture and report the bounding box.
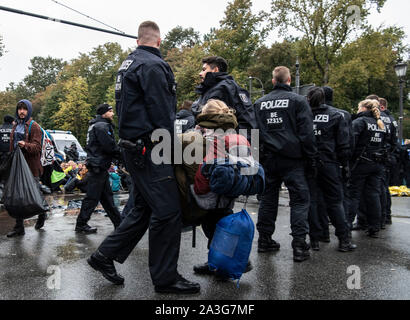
[347,99,386,238]
[87,21,200,294]
[75,104,122,233]
[306,87,356,252]
[379,97,398,225]
[318,87,354,241]
[192,56,257,132]
[0,115,14,190]
[255,66,318,262]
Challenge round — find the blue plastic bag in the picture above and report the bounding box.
[208,209,255,284]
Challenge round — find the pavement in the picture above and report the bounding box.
[0,192,410,300]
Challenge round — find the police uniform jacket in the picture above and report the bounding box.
[192,72,257,131]
[115,46,177,141]
[380,110,398,154]
[352,111,386,162]
[0,122,13,153]
[312,104,350,164]
[85,116,119,170]
[254,83,317,160]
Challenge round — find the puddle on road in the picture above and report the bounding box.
[0,192,129,233]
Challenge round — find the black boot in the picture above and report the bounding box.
[35,213,46,230]
[75,224,97,234]
[155,274,200,294]
[292,239,310,262]
[193,262,214,275]
[7,220,25,238]
[338,238,357,252]
[87,250,124,285]
[310,239,320,251]
[7,227,25,238]
[258,234,280,253]
[366,229,379,238]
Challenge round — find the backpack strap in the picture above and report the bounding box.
[28,120,35,137]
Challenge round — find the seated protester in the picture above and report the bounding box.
[190,99,257,276]
[50,161,69,192]
[64,166,89,193]
[109,165,121,193]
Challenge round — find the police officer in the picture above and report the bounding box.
[318,87,354,241]
[347,99,386,238]
[87,21,200,294]
[0,115,14,197]
[192,56,257,132]
[306,87,356,252]
[255,66,318,262]
[75,104,122,233]
[379,97,398,225]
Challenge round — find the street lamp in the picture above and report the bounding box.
[295,57,300,95]
[394,60,408,143]
[248,76,265,101]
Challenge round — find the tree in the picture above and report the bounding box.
[52,77,92,145]
[23,56,66,96]
[329,26,408,112]
[271,0,387,85]
[205,0,269,81]
[161,26,201,58]
[60,42,128,110]
[166,45,207,105]
[0,35,4,59]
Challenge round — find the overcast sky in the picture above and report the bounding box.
[0,0,409,90]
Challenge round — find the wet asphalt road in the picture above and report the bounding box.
[0,192,409,300]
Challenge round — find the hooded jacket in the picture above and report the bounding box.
[85,115,120,170]
[10,100,43,177]
[192,72,257,131]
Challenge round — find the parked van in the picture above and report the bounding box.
[47,130,87,161]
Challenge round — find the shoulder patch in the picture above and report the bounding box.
[239,93,249,103]
[119,60,134,71]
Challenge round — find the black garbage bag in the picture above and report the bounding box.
[1,148,47,219]
[0,152,13,182]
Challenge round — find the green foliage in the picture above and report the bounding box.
[166,45,207,106]
[23,56,66,96]
[52,77,92,145]
[161,26,201,58]
[205,0,269,73]
[270,0,387,84]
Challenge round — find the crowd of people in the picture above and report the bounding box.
[1,20,410,295]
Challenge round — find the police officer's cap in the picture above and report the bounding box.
[96,104,113,116]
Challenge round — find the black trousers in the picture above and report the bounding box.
[97,149,182,287]
[347,162,383,233]
[308,162,349,241]
[76,169,121,228]
[257,154,310,240]
[201,208,233,249]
